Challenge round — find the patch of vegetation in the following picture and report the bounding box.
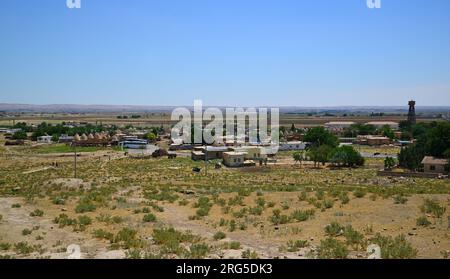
[152,227,200,255]
[324,222,344,237]
[213,231,226,241]
[353,188,366,198]
[291,209,315,222]
[228,241,241,250]
[420,199,446,218]
[316,238,348,259]
[188,243,210,259]
[11,203,21,208]
[416,216,431,227]
[393,194,408,204]
[0,242,11,251]
[343,225,365,249]
[286,240,309,252]
[143,213,157,223]
[241,249,259,259]
[270,209,291,225]
[370,234,417,259]
[30,209,44,217]
[22,229,33,236]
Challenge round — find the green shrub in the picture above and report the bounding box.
[22,229,32,236]
[229,241,241,250]
[255,197,266,207]
[270,209,291,225]
[298,191,307,201]
[93,229,114,241]
[322,199,334,210]
[393,195,408,204]
[11,203,21,208]
[324,222,344,237]
[229,220,237,232]
[0,243,11,251]
[249,206,263,216]
[291,209,315,222]
[77,215,92,226]
[286,240,308,252]
[30,209,44,217]
[188,243,210,259]
[317,238,348,259]
[75,199,96,213]
[53,214,77,228]
[343,225,364,249]
[416,216,431,227]
[152,227,199,255]
[370,234,418,259]
[339,192,350,204]
[420,199,446,218]
[353,188,366,198]
[241,249,259,259]
[143,213,157,223]
[213,231,226,240]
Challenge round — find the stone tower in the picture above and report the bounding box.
[407,100,416,125]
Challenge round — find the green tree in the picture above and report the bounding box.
[384,157,397,170]
[12,130,27,140]
[329,146,364,167]
[146,132,157,142]
[308,145,333,167]
[293,151,304,167]
[304,127,338,148]
[380,125,395,139]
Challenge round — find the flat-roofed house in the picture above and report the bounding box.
[421,156,449,174]
[356,135,391,146]
[223,152,246,167]
[233,146,266,161]
[191,146,230,161]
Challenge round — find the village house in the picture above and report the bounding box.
[356,135,391,146]
[191,146,230,161]
[421,156,449,174]
[58,134,74,143]
[223,151,246,167]
[232,146,266,161]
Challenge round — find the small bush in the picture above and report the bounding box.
[241,249,259,259]
[291,209,315,222]
[249,206,263,216]
[11,203,21,208]
[353,188,366,198]
[75,199,96,213]
[255,197,266,207]
[317,238,348,259]
[270,209,291,225]
[324,222,344,237]
[420,199,446,218]
[22,229,32,236]
[229,241,241,250]
[286,240,308,252]
[30,209,44,217]
[416,216,431,227]
[0,243,11,251]
[213,231,226,240]
[343,225,365,249]
[339,192,350,204]
[93,229,114,242]
[393,195,408,204]
[188,243,210,259]
[370,234,417,259]
[143,214,157,223]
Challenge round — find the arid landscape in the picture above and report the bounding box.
[0,113,449,259]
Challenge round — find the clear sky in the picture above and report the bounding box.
[0,0,449,107]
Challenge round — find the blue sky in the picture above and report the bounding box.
[0,0,449,107]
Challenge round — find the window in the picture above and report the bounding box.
[430,165,436,171]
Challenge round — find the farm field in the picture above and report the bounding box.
[0,135,449,259]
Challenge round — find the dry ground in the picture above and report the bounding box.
[0,137,449,259]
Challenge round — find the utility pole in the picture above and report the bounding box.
[74,145,77,178]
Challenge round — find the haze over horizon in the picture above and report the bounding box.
[1,0,450,107]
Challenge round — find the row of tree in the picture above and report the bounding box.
[398,122,450,171]
[293,127,364,168]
